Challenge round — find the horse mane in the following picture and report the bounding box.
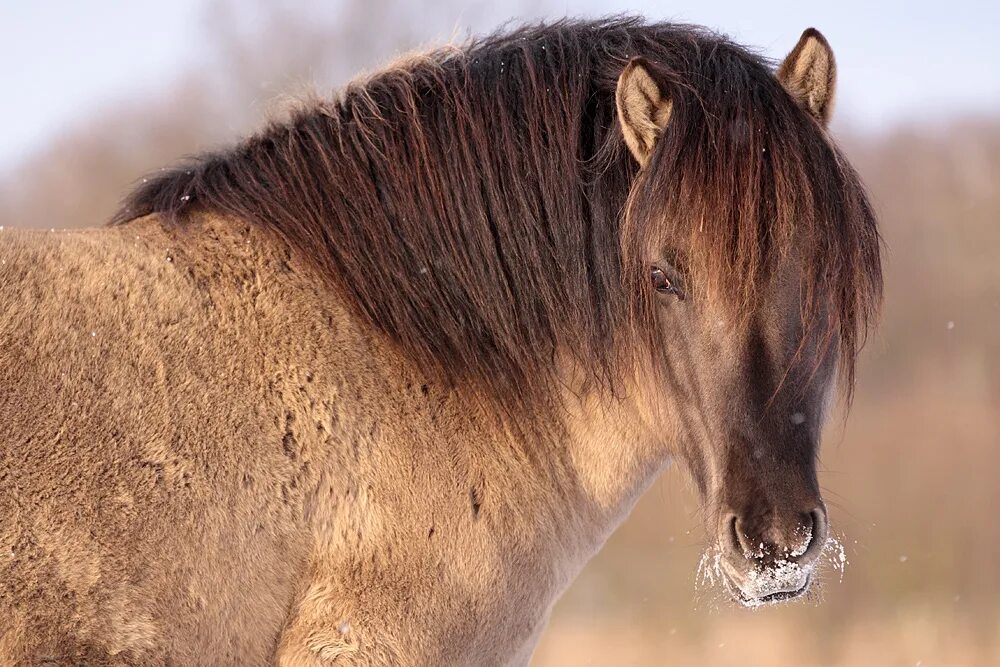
[113,17,881,417]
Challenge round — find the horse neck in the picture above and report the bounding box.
[109,209,668,660]
[202,207,665,548]
[557,378,672,529]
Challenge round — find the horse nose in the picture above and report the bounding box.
[719,505,829,568]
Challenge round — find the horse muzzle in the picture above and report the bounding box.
[715,504,829,606]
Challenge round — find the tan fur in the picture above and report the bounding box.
[777,28,837,126]
[0,217,666,665]
[615,58,673,165]
[0,21,879,664]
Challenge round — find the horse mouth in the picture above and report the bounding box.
[722,570,811,608]
[751,577,810,604]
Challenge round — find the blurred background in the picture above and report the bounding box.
[2,1,997,665]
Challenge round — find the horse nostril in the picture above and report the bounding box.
[795,506,829,565]
[720,513,750,560]
[720,513,775,561]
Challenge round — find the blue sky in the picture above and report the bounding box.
[1,0,998,169]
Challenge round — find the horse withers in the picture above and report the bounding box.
[0,19,880,666]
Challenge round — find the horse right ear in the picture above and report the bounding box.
[616,58,673,167]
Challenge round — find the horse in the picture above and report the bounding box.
[0,18,881,666]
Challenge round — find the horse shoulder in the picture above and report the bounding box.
[0,220,332,663]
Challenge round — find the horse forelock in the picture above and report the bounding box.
[622,49,882,399]
[112,17,881,421]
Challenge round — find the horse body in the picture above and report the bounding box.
[0,219,655,664]
[1,18,881,666]
[1,221,311,662]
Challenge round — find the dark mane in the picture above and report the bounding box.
[113,17,881,415]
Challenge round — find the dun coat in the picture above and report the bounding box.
[0,18,880,666]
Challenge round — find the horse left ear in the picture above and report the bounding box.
[616,58,673,166]
[777,28,837,126]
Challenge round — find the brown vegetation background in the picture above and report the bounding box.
[3,2,997,665]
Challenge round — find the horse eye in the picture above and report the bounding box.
[650,266,685,300]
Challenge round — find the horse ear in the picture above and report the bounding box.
[777,28,837,126]
[616,58,673,166]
